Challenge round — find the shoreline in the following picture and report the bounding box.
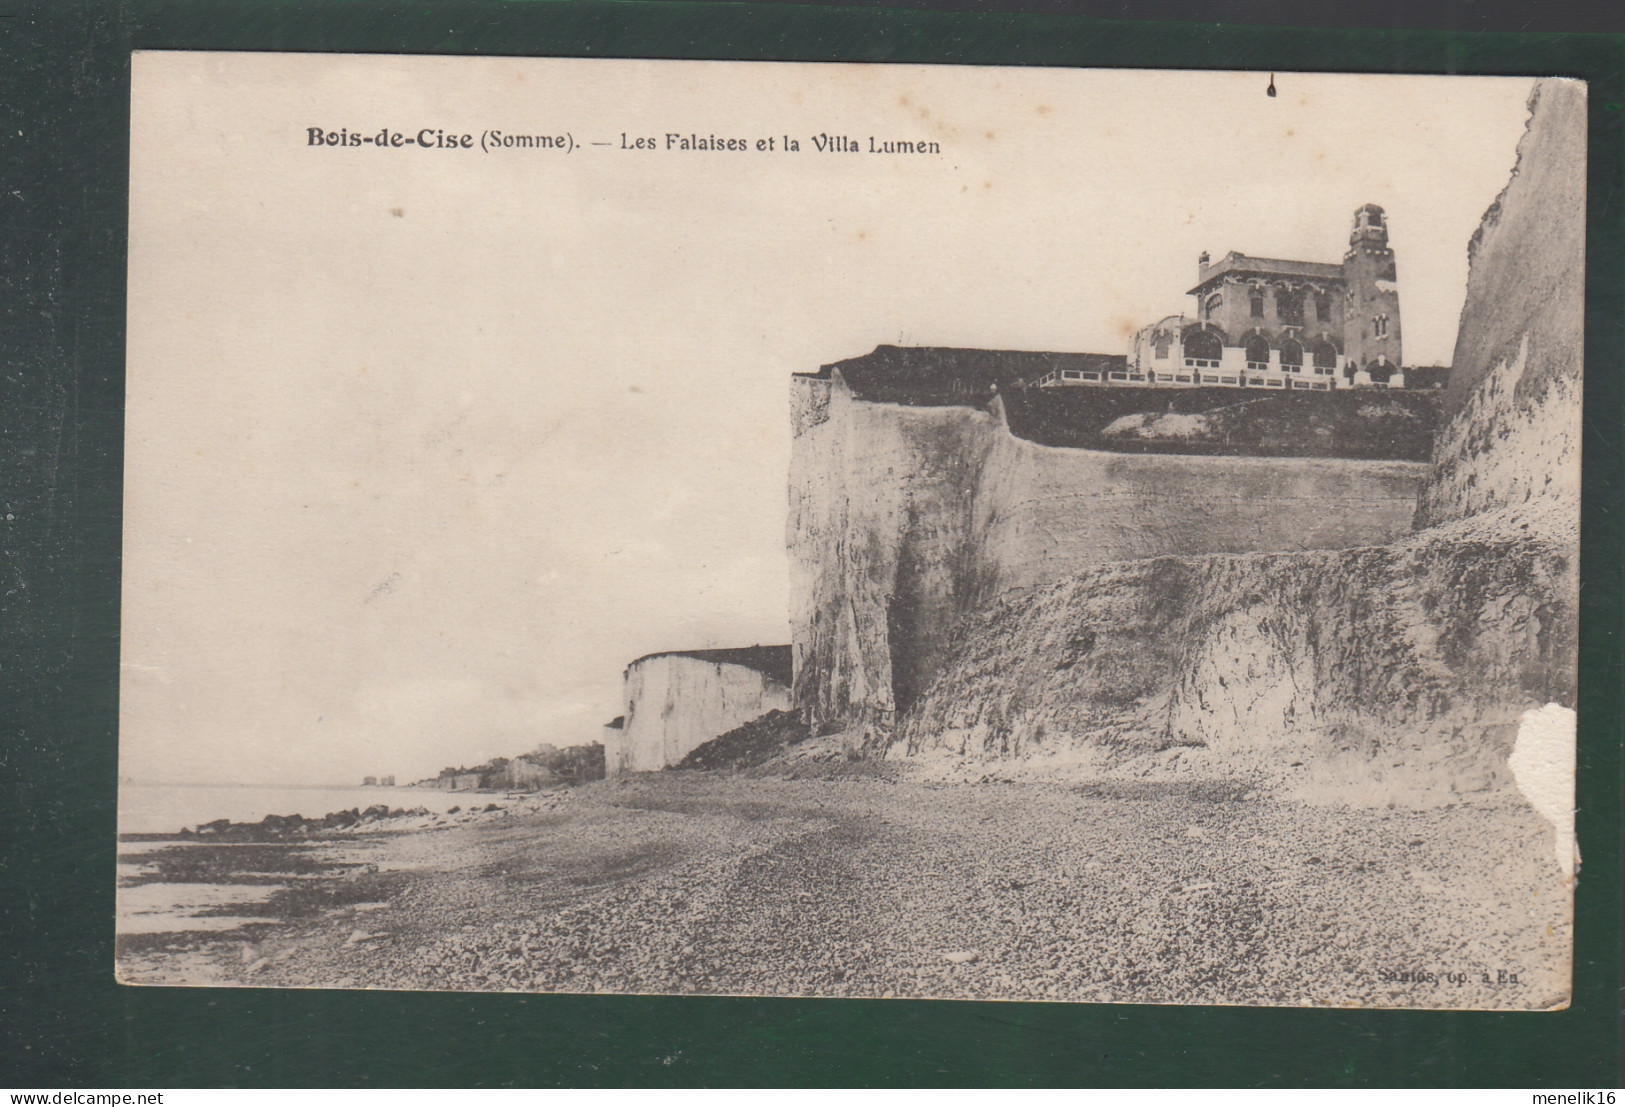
[115,762,1571,1010]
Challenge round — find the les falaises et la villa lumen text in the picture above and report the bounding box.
[306,127,943,155]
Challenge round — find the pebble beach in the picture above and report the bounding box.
[116,745,1571,1010]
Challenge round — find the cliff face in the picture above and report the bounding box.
[619,654,793,772]
[788,376,996,729]
[788,372,1428,730]
[974,408,1428,598]
[901,512,1575,788]
[602,720,628,778]
[1416,80,1585,529]
[899,79,1582,804]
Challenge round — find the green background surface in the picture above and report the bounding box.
[2,0,1620,1087]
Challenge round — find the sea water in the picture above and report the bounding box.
[117,782,478,938]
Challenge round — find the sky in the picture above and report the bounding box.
[120,55,1536,785]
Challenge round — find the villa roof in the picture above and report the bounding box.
[1189,252,1346,295]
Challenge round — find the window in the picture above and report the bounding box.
[1204,293,1223,317]
[1244,333,1271,371]
[1279,337,1304,373]
[1250,291,1265,318]
[1279,290,1304,326]
[1183,330,1222,364]
[1061,370,1082,380]
[1315,296,1331,322]
[1373,314,1389,338]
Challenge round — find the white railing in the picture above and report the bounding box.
[1025,359,1407,392]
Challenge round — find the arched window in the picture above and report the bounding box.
[1279,337,1304,372]
[1204,293,1223,318]
[1367,359,1395,385]
[1310,339,1338,375]
[1373,314,1389,338]
[1244,333,1271,370]
[1279,289,1304,326]
[1183,329,1222,369]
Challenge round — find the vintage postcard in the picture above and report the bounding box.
[118,53,1582,1009]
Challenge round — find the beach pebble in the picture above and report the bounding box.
[942,951,979,965]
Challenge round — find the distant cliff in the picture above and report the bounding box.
[788,368,1430,732]
[898,79,1582,800]
[613,647,793,773]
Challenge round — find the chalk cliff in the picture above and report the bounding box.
[616,647,792,772]
[898,79,1582,796]
[1416,78,1585,529]
[789,368,1430,731]
[900,511,1574,788]
[601,717,628,777]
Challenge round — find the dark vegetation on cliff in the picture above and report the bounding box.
[815,345,1117,405]
[813,345,1440,460]
[626,644,793,686]
[999,387,1439,460]
[673,709,807,771]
